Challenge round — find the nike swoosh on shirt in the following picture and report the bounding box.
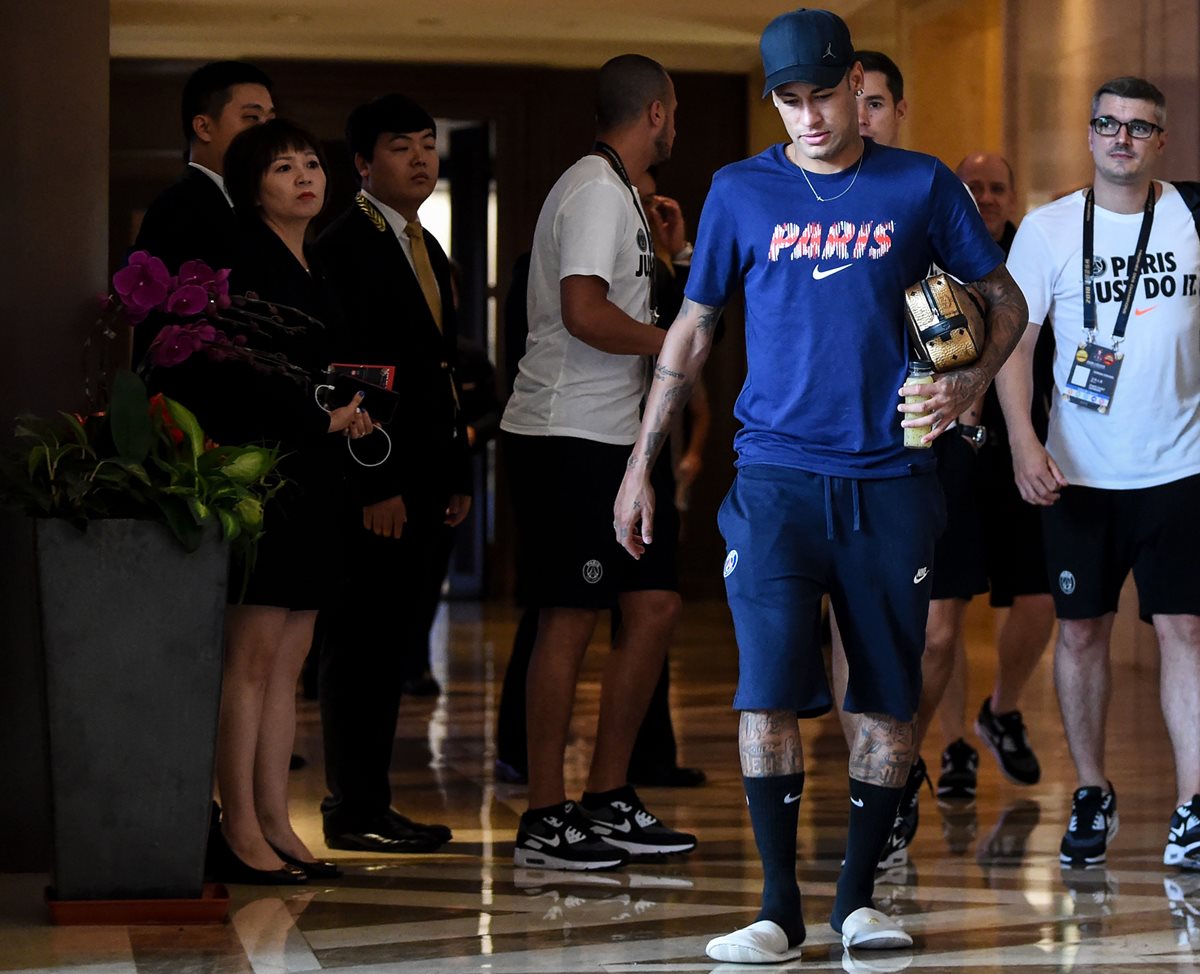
[1134,306,1156,316]
[812,263,853,280]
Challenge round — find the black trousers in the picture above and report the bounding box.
[495,605,679,776]
[318,493,453,831]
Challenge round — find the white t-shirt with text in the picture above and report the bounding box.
[1007,182,1200,489]
[501,155,654,444]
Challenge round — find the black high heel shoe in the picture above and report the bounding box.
[206,828,308,886]
[269,842,343,880]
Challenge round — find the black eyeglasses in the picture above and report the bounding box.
[1090,115,1163,140]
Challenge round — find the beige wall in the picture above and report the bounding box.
[1007,0,1200,212]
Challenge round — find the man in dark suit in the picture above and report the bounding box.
[134,60,274,271]
[131,61,274,365]
[314,94,469,853]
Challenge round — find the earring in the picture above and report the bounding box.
[856,88,864,96]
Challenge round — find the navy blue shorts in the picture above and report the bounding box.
[717,464,945,721]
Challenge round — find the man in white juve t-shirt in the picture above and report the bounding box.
[1000,76,1200,871]
[501,54,697,870]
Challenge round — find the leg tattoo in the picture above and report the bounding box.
[848,713,914,788]
[739,710,804,778]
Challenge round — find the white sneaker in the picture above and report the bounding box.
[840,907,913,950]
[705,919,805,963]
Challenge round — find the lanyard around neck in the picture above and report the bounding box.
[593,141,658,325]
[1083,183,1155,343]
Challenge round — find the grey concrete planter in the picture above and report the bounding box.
[36,518,227,900]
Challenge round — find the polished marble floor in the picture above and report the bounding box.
[4,599,1199,973]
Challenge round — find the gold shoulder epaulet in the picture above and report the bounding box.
[355,193,389,233]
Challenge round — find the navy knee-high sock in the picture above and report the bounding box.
[743,772,806,946]
[832,778,903,931]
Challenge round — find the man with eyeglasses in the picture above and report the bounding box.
[999,76,1200,871]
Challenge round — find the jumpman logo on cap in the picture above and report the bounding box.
[822,42,836,60]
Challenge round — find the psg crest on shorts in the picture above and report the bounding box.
[1058,570,1076,595]
[723,550,739,578]
[582,559,604,584]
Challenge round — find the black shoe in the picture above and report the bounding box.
[936,739,979,803]
[514,801,629,871]
[579,786,697,856]
[1060,784,1118,866]
[402,670,441,697]
[206,829,308,886]
[324,824,443,854]
[269,842,343,880]
[627,765,707,788]
[975,699,1040,785]
[1164,795,1200,870]
[495,758,529,784]
[385,808,452,844]
[879,756,929,869]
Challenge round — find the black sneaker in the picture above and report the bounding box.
[936,738,979,803]
[975,699,1040,785]
[1060,785,1118,866]
[1164,795,1200,870]
[514,801,628,871]
[878,757,929,870]
[579,786,697,856]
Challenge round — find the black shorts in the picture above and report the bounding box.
[930,433,989,602]
[978,439,1050,607]
[717,464,944,722]
[505,432,679,609]
[1041,473,1200,622]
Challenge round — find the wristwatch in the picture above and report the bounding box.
[958,424,988,447]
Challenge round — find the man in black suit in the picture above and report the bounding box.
[134,60,274,271]
[315,94,469,853]
[132,61,274,365]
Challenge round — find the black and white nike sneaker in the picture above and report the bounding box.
[579,786,697,856]
[1164,795,1200,870]
[514,801,628,871]
[1060,785,1118,866]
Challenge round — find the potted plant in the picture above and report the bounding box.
[0,254,296,919]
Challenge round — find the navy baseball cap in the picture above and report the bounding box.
[760,8,855,96]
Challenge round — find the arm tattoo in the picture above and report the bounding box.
[738,710,804,777]
[634,298,722,468]
[848,713,914,788]
[968,263,1029,388]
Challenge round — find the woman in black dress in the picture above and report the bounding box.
[204,119,373,882]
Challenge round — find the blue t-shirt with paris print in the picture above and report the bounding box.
[686,139,1003,478]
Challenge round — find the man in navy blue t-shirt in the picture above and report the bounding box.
[614,8,1027,964]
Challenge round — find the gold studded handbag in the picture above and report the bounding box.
[902,273,986,372]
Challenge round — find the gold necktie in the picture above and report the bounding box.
[404,219,443,332]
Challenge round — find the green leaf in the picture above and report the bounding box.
[218,509,241,541]
[153,495,204,551]
[164,397,206,462]
[109,369,153,462]
[60,412,88,445]
[26,445,48,480]
[187,496,210,524]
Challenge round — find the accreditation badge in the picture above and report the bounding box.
[1063,341,1123,413]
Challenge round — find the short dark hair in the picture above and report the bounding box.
[1092,76,1167,126]
[345,94,437,162]
[595,54,672,132]
[855,50,904,104]
[180,61,273,147]
[223,118,329,220]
